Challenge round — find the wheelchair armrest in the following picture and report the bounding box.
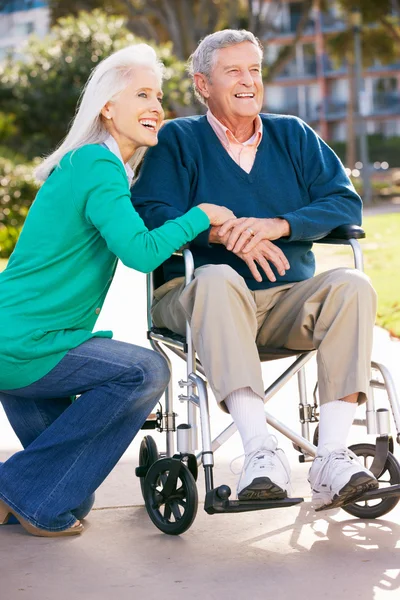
[314,224,365,245]
[172,244,190,257]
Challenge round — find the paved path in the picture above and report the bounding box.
[1,257,400,599]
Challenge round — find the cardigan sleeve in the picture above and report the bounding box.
[70,147,210,272]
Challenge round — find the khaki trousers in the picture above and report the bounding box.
[152,265,377,410]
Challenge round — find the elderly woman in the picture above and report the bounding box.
[0,43,233,537]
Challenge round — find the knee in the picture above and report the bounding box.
[194,264,244,293]
[328,269,376,302]
[139,350,170,397]
[119,348,170,408]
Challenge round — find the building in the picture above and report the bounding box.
[263,1,400,143]
[0,0,50,61]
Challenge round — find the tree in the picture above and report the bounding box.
[326,0,400,168]
[0,10,191,159]
[48,1,316,81]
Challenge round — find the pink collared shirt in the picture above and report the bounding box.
[206,110,263,173]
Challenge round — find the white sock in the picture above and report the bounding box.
[225,387,274,455]
[317,401,358,456]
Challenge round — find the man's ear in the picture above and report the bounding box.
[194,73,210,100]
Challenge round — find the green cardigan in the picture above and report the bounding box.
[0,144,210,390]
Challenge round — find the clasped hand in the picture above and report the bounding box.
[218,217,291,253]
[210,217,290,283]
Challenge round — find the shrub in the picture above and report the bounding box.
[0,158,39,258]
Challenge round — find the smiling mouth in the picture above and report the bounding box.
[139,119,158,131]
[234,93,255,98]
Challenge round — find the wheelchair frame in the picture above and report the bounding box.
[137,225,400,534]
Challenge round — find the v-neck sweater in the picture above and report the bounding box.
[0,144,210,390]
[131,114,362,290]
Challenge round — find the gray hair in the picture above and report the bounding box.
[188,29,263,105]
[35,44,164,181]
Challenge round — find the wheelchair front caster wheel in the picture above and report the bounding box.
[137,435,159,499]
[143,457,198,535]
[342,443,400,519]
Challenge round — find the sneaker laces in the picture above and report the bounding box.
[311,448,360,488]
[230,435,279,476]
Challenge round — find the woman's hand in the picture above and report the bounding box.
[198,204,236,227]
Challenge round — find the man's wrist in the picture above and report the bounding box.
[275,218,290,238]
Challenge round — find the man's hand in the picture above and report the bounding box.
[218,217,291,253]
[208,226,290,283]
[235,240,290,283]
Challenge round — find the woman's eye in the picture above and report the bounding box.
[157,97,163,105]
[138,92,147,98]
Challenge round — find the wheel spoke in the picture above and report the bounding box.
[164,503,172,521]
[171,501,182,521]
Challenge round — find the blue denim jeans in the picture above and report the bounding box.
[0,338,169,532]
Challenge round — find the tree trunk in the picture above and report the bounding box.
[346,54,357,169]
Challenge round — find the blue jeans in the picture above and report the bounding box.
[0,338,169,532]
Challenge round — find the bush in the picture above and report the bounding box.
[330,134,400,169]
[0,158,39,258]
[0,10,192,160]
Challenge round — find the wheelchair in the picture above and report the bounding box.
[135,224,400,535]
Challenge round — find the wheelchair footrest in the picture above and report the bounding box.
[351,483,400,503]
[204,485,303,514]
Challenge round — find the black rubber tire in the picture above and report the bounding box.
[143,458,198,535]
[138,436,159,498]
[342,443,400,519]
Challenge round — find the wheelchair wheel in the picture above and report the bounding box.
[138,436,159,498]
[342,443,400,519]
[143,457,198,535]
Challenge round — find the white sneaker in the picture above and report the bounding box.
[308,448,379,511]
[237,441,291,501]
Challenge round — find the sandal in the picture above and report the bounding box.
[0,499,83,537]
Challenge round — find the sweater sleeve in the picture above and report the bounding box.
[278,119,362,242]
[132,123,212,248]
[71,148,210,273]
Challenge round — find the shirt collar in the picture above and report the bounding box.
[102,134,135,186]
[206,110,263,148]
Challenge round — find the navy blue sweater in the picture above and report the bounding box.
[131,114,362,291]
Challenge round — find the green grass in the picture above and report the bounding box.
[1,213,399,335]
[314,213,400,338]
[361,214,400,338]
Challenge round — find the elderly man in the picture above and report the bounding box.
[131,29,378,510]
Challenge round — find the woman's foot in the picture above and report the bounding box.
[0,499,84,537]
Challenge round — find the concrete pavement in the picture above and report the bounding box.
[1,262,400,599]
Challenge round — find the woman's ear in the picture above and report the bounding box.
[101,102,113,120]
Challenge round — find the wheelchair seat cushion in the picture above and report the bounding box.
[150,327,307,361]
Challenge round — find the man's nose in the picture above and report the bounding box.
[240,69,254,86]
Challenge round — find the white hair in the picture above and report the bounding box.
[35,43,164,181]
[188,29,263,105]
